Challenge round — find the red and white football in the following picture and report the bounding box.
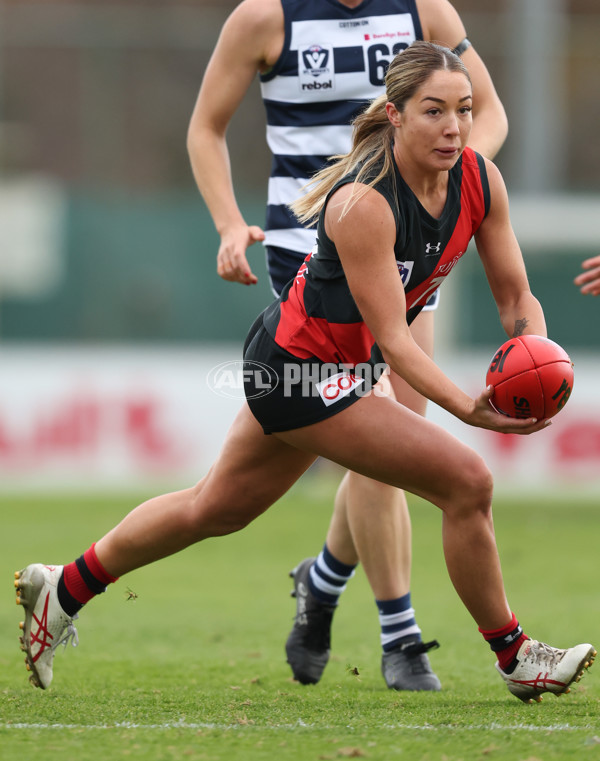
[485,335,574,420]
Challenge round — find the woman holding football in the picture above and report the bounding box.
[16,42,595,703]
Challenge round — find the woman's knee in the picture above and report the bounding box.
[446,452,494,517]
[185,481,268,538]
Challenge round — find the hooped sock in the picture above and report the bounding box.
[308,544,357,606]
[376,592,422,652]
[479,612,529,672]
[57,543,119,617]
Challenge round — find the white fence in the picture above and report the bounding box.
[0,344,598,494]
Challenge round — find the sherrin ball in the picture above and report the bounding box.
[485,335,574,420]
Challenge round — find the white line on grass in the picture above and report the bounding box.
[1,722,598,732]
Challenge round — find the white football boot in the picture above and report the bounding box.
[496,638,595,703]
[15,564,79,689]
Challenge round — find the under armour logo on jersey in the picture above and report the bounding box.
[425,242,441,255]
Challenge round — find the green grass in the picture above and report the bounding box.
[1,476,599,760]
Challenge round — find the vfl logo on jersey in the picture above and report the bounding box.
[316,371,364,407]
[425,242,442,256]
[302,45,330,75]
[396,260,414,286]
[299,44,335,92]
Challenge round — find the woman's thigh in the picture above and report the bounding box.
[199,404,318,528]
[275,391,488,509]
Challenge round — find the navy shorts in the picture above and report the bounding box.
[266,245,306,297]
[243,314,383,434]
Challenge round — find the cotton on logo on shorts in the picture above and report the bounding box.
[316,371,364,407]
[207,360,278,400]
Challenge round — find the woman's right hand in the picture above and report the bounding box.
[463,386,551,435]
[217,224,265,285]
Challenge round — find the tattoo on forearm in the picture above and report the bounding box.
[513,318,529,337]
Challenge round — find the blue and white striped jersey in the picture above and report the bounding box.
[260,0,422,257]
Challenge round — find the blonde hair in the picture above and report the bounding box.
[291,41,471,223]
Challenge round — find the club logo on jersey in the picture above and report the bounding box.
[316,371,364,407]
[396,260,414,286]
[299,44,335,92]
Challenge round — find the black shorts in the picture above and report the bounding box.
[243,315,383,434]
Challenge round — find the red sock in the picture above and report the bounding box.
[479,613,529,671]
[63,543,118,605]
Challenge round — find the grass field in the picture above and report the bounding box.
[1,476,599,760]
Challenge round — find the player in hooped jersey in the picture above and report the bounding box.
[16,43,595,703]
[188,0,509,690]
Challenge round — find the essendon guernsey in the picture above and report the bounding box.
[262,146,490,368]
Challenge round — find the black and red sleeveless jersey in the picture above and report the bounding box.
[262,146,490,368]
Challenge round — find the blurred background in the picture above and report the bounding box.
[0,0,598,492]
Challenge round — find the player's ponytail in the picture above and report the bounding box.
[291,41,470,224]
[291,94,392,224]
